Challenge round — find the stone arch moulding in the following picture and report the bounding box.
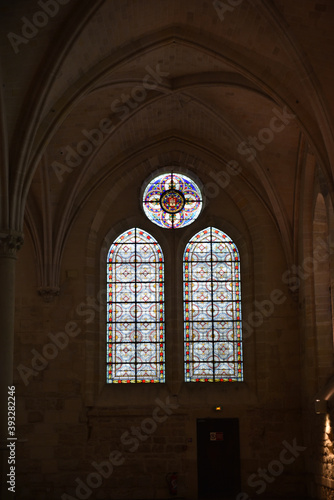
[23,23,334,228]
[80,156,262,405]
[313,192,333,388]
[11,0,106,233]
[46,129,295,300]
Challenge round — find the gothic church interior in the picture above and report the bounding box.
[1,1,334,499]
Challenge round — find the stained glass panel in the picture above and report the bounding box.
[143,172,202,229]
[184,227,243,382]
[107,228,165,383]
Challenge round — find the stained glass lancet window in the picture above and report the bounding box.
[107,228,165,383]
[183,227,243,382]
[143,172,202,229]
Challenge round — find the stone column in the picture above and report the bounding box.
[0,231,23,500]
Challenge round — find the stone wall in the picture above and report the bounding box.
[12,168,310,498]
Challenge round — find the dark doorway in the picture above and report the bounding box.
[197,418,241,499]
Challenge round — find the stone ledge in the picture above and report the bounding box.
[315,474,334,488]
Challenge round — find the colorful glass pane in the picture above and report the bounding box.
[143,173,202,228]
[107,228,165,383]
[183,227,243,382]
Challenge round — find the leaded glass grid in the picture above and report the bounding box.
[143,172,202,229]
[183,227,243,382]
[107,228,165,383]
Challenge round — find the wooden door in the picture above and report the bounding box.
[197,418,241,499]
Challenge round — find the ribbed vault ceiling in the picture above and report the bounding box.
[1,0,333,284]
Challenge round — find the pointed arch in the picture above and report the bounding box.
[106,228,165,383]
[183,227,243,382]
[313,193,334,386]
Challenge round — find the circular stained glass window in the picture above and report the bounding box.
[143,172,203,229]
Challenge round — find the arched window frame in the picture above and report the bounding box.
[142,171,203,229]
[106,228,165,383]
[183,226,243,382]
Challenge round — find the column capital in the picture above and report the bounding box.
[38,286,60,302]
[0,231,24,258]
